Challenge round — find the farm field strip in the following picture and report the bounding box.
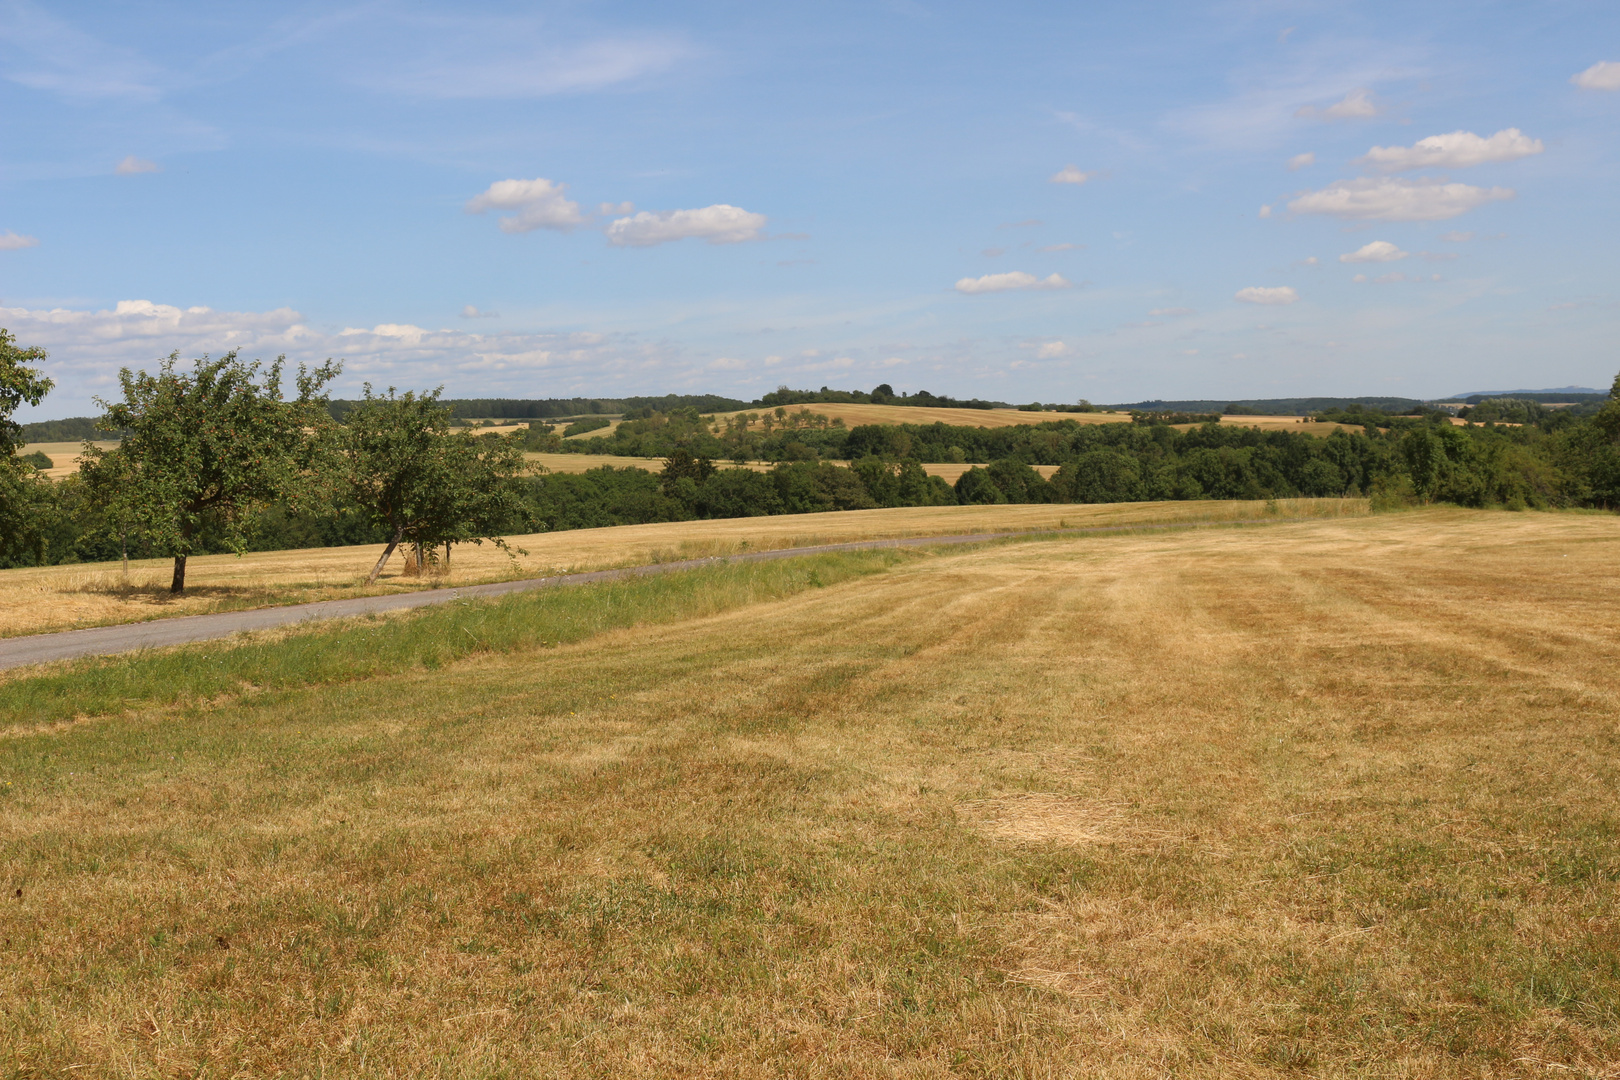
[3,509,1617,1075]
[524,453,1058,482]
[0,499,1366,638]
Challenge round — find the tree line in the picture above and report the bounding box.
[3,332,1618,580]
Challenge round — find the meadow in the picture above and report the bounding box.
[2,506,1617,1077]
[0,498,1362,637]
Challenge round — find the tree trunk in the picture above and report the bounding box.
[444,541,451,570]
[170,554,187,594]
[367,527,404,585]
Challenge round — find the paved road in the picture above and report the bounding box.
[0,519,1299,671]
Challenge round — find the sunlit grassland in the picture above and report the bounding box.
[0,497,1365,638]
[3,507,1617,1077]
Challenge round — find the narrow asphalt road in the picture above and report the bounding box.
[0,518,1305,671]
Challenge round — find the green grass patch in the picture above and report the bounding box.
[0,548,916,729]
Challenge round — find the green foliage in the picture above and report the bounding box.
[0,328,56,565]
[17,415,102,442]
[21,450,51,470]
[561,416,612,437]
[80,352,340,591]
[340,385,536,582]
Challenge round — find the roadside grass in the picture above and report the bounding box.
[0,549,915,730]
[4,508,1615,1076]
[0,498,1367,638]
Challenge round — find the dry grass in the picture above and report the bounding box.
[0,499,1364,638]
[2,507,1617,1077]
[16,441,120,480]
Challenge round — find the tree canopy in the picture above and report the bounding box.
[82,352,339,592]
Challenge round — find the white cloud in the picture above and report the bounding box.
[1572,61,1620,91]
[598,201,634,215]
[1297,256,1320,266]
[357,30,686,99]
[605,205,767,246]
[460,305,499,319]
[1036,341,1068,359]
[465,178,586,233]
[954,271,1071,295]
[1287,177,1513,221]
[114,155,161,175]
[1296,88,1378,120]
[1258,204,1273,218]
[0,231,40,250]
[1340,240,1408,263]
[1234,286,1298,305]
[1287,151,1315,170]
[0,3,163,102]
[1439,230,1473,243]
[0,298,672,411]
[1049,165,1092,185]
[1358,129,1543,171]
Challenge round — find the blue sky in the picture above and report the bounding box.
[3,0,1618,417]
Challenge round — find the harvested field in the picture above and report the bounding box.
[16,441,120,480]
[0,499,1363,637]
[3,507,1617,1076]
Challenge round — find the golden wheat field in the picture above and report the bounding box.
[0,499,1361,637]
[2,507,1617,1077]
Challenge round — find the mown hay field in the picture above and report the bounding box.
[2,507,1617,1077]
[0,499,1362,638]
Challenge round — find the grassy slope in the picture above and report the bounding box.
[0,498,1365,638]
[3,509,1619,1077]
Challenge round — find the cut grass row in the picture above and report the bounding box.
[0,548,916,731]
[2,509,1619,1075]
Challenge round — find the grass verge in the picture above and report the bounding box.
[0,548,914,731]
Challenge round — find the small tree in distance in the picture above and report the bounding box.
[83,352,340,593]
[342,385,535,584]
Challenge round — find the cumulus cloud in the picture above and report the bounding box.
[460,305,499,319]
[0,298,671,411]
[1288,177,1514,221]
[954,271,1071,295]
[114,155,160,175]
[1295,88,1378,120]
[465,178,586,233]
[1358,129,1543,172]
[1572,61,1620,91]
[605,205,767,246]
[1234,286,1298,305]
[0,231,40,250]
[1287,151,1315,170]
[1339,240,1408,263]
[1036,341,1068,358]
[1049,165,1093,185]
